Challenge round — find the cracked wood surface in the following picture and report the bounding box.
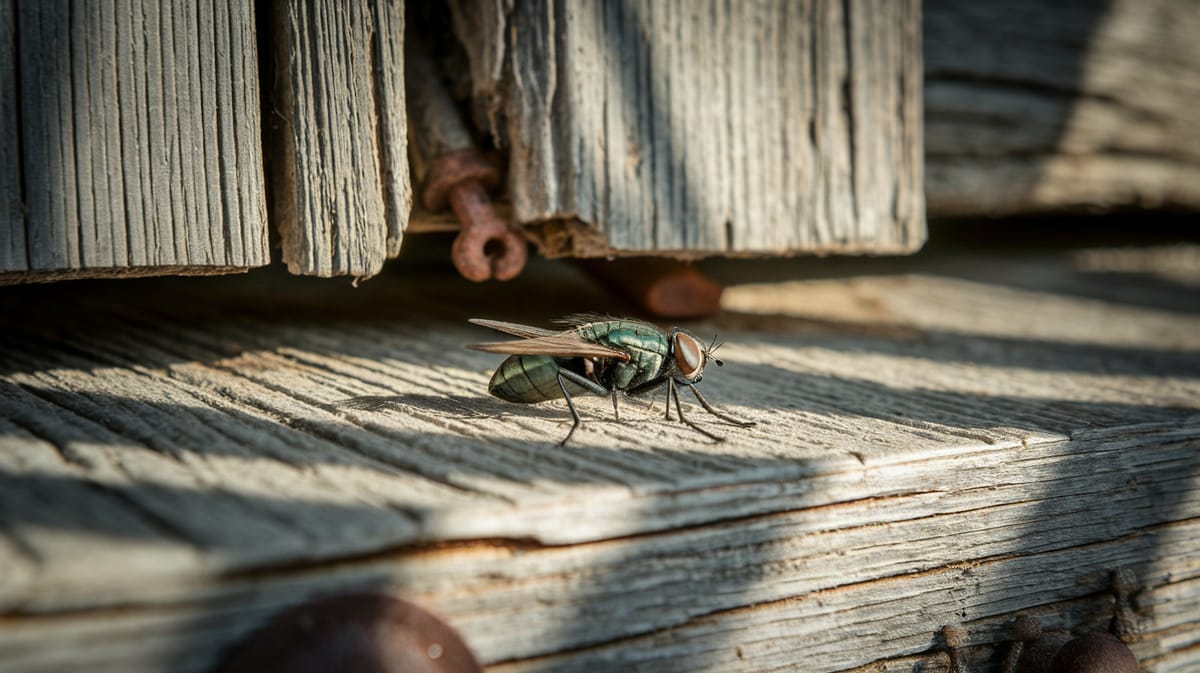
[0,1,268,281]
[267,0,412,280]
[450,0,924,258]
[0,246,1198,672]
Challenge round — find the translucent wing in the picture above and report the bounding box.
[467,320,632,361]
[468,318,559,339]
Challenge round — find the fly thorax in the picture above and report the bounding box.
[672,332,706,381]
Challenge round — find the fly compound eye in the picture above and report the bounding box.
[673,332,705,380]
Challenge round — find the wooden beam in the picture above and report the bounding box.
[450,0,925,259]
[0,249,1197,671]
[269,0,411,280]
[0,0,268,281]
[924,0,1200,216]
[0,0,21,272]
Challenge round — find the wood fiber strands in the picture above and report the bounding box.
[270,0,412,280]
[1,1,268,280]
[452,0,925,258]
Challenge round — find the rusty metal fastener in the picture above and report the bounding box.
[1001,615,1045,673]
[1050,632,1139,673]
[1001,615,1139,673]
[215,593,482,673]
[941,624,970,673]
[407,34,527,282]
[1110,568,1140,641]
[1003,616,1072,673]
[576,257,724,319]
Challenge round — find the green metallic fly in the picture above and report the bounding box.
[467,316,755,445]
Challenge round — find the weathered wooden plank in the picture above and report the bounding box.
[452,0,924,258]
[924,0,1200,216]
[489,524,1200,672]
[0,413,201,609]
[371,0,413,259]
[227,1,267,267]
[18,2,78,269]
[0,251,1196,672]
[0,0,21,270]
[269,0,410,280]
[1,455,1196,672]
[1,0,268,280]
[0,352,489,590]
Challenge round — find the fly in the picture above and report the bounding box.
[467,316,755,445]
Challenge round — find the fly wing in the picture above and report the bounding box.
[468,318,559,339]
[467,333,632,361]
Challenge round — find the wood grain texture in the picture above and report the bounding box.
[924,0,1200,216]
[0,0,21,271]
[451,0,924,258]
[0,247,1197,672]
[372,0,413,259]
[270,0,411,280]
[0,0,268,278]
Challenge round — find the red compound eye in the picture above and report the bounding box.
[673,332,705,380]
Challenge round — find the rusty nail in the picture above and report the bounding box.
[1110,568,1140,641]
[1003,616,1044,673]
[941,624,970,673]
[576,257,724,319]
[407,33,528,282]
[447,178,528,282]
[215,593,482,673]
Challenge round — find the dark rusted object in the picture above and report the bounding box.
[215,593,482,673]
[998,569,1145,673]
[1002,615,1039,673]
[1010,622,1072,673]
[577,258,724,319]
[407,34,526,282]
[1110,568,1140,641]
[1050,632,1140,673]
[940,624,970,673]
[1002,619,1138,673]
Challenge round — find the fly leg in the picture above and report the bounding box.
[556,374,583,446]
[553,367,611,446]
[680,380,756,427]
[668,379,725,442]
[622,376,672,420]
[611,390,621,421]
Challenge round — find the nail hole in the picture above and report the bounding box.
[427,643,444,659]
[483,238,505,258]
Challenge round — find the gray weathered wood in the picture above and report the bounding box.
[0,248,1197,672]
[0,1,268,281]
[450,0,925,258]
[270,0,412,280]
[372,0,413,259]
[924,0,1200,216]
[0,0,23,271]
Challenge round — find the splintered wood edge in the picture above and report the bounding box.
[0,265,253,286]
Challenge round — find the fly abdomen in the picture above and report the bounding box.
[488,355,590,403]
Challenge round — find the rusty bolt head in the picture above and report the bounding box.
[216,593,482,673]
[1011,616,1045,642]
[1112,569,1138,598]
[421,149,502,213]
[1050,632,1139,673]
